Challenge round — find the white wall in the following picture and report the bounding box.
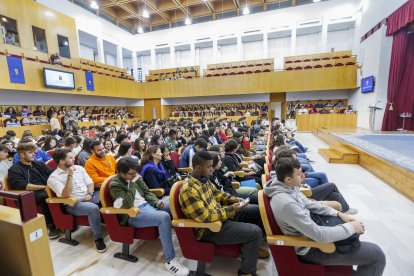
[268,37,291,70]
[286,90,352,101]
[0,90,144,106]
[162,94,270,105]
[348,26,392,130]
[327,28,355,52]
[105,54,117,66]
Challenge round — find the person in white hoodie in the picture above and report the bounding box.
[264,157,386,276]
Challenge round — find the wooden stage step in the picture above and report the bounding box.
[319,145,359,164]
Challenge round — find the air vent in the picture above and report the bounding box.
[270,25,290,30]
[299,20,321,26]
[155,43,168,47]
[330,16,353,22]
[219,33,235,38]
[196,37,211,41]
[244,29,260,34]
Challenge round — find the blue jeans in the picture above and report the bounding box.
[297,153,308,159]
[305,172,329,188]
[127,203,175,262]
[290,140,307,152]
[66,198,102,240]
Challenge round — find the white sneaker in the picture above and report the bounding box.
[165,258,190,276]
[344,207,358,215]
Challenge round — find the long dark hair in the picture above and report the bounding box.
[43,136,59,151]
[82,138,93,154]
[139,145,160,171]
[115,141,132,159]
[150,134,162,146]
[133,138,146,155]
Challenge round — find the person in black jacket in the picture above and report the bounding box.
[7,142,60,239]
[209,151,258,204]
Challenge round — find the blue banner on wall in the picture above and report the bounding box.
[85,71,94,91]
[6,56,25,84]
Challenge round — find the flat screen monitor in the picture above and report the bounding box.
[361,76,375,93]
[43,68,75,89]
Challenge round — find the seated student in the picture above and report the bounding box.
[208,127,219,146]
[314,100,324,108]
[47,149,106,252]
[179,138,208,168]
[13,138,51,164]
[180,151,267,276]
[209,151,258,205]
[164,129,178,152]
[7,142,60,239]
[63,136,78,155]
[114,141,135,163]
[209,145,258,197]
[22,113,37,125]
[160,146,185,181]
[0,144,13,190]
[84,140,116,186]
[6,116,21,127]
[78,138,93,167]
[140,146,171,208]
[264,158,385,275]
[110,157,189,276]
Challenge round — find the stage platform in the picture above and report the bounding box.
[316,127,414,201]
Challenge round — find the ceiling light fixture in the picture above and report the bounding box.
[313,0,322,3]
[90,1,99,10]
[137,26,144,34]
[1,17,7,22]
[185,17,192,25]
[142,9,150,18]
[242,7,250,15]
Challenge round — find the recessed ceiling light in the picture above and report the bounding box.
[185,17,192,25]
[90,1,99,10]
[313,0,322,3]
[137,26,144,34]
[1,17,7,22]
[242,7,250,15]
[142,9,150,18]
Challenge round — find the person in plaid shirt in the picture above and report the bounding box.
[179,151,266,276]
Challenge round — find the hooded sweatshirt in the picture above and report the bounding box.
[264,173,355,255]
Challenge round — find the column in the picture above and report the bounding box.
[116,45,123,68]
[151,48,156,69]
[213,39,218,63]
[170,45,175,68]
[237,36,242,60]
[96,37,105,63]
[132,51,138,80]
[262,32,268,59]
[321,18,329,52]
[290,27,297,56]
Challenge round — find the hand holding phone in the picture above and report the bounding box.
[239,197,250,206]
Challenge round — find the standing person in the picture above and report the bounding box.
[264,158,386,275]
[180,151,266,276]
[7,142,60,239]
[47,149,106,252]
[50,112,61,131]
[109,157,189,276]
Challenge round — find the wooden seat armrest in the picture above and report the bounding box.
[172,219,222,232]
[46,196,79,206]
[149,188,165,197]
[234,171,245,178]
[178,167,193,173]
[242,156,252,161]
[100,206,139,217]
[299,188,312,197]
[231,182,240,189]
[267,235,335,253]
[240,162,248,168]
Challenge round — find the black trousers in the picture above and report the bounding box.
[310,182,350,212]
[34,190,54,227]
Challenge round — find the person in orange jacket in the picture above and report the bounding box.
[84,139,116,186]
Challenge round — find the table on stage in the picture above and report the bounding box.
[296,113,358,131]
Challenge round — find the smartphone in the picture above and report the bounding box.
[239,197,250,206]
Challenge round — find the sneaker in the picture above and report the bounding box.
[165,258,190,276]
[237,269,258,276]
[48,227,61,240]
[95,238,107,253]
[344,207,358,215]
[258,247,270,259]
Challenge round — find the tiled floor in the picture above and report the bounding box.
[50,133,414,276]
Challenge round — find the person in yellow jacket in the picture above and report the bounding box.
[84,140,116,186]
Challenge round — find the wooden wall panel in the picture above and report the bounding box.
[144,99,161,121]
[296,114,358,131]
[0,0,79,59]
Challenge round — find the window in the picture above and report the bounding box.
[57,34,70,58]
[0,15,20,46]
[32,26,48,53]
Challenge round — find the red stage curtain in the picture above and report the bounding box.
[382,0,414,131]
[387,0,414,35]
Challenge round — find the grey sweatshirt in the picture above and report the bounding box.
[264,175,355,255]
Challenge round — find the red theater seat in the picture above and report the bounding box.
[3,177,43,213]
[314,64,323,69]
[258,191,352,276]
[100,175,159,262]
[335,63,344,67]
[324,63,333,68]
[304,65,313,69]
[46,159,58,170]
[45,186,90,246]
[170,182,242,275]
[294,66,303,70]
[345,61,356,65]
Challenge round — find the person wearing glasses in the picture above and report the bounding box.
[109,157,189,276]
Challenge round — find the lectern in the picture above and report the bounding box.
[369,105,382,133]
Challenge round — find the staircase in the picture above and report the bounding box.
[319,145,359,164]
